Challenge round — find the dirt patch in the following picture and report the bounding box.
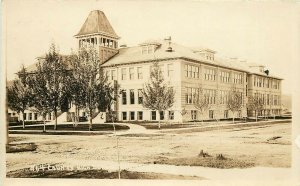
[156,155,255,169]
[7,168,203,179]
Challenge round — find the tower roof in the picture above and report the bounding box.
[75,10,119,38]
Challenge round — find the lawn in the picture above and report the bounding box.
[9,124,129,131]
[6,168,202,179]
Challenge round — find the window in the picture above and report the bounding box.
[122,112,127,120]
[130,111,135,120]
[184,64,199,78]
[151,111,156,120]
[169,111,174,120]
[186,87,193,104]
[29,113,32,120]
[158,65,164,76]
[159,111,164,120]
[220,71,230,83]
[106,71,111,80]
[24,113,27,120]
[129,67,134,80]
[184,65,188,77]
[122,90,127,105]
[204,68,216,81]
[224,110,228,119]
[34,113,38,120]
[48,113,51,120]
[121,68,126,80]
[111,70,116,80]
[137,67,143,79]
[138,89,143,104]
[138,111,143,120]
[204,89,216,104]
[232,73,242,84]
[189,65,192,77]
[130,89,135,104]
[209,110,214,119]
[195,66,199,78]
[191,110,197,120]
[167,64,173,77]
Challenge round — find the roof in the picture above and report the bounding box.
[101,40,282,79]
[75,10,119,38]
[24,55,73,73]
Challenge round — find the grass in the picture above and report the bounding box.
[162,120,291,134]
[156,155,255,169]
[6,143,37,153]
[10,124,129,131]
[138,123,198,129]
[6,168,202,179]
[9,121,45,126]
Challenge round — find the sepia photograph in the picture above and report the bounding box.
[1,0,299,185]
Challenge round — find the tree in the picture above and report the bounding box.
[227,87,243,123]
[7,66,32,129]
[247,95,264,122]
[28,62,53,132]
[193,86,210,124]
[29,43,70,130]
[142,62,175,129]
[72,47,113,130]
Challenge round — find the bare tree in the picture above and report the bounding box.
[247,95,264,122]
[193,86,210,124]
[142,62,175,129]
[7,65,32,129]
[227,87,243,123]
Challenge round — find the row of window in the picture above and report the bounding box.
[190,110,242,120]
[19,113,39,120]
[186,88,242,105]
[184,64,200,78]
[106,64,174,81]
[232,73,243,84]
[253,76,280,89]
[122,111,175,121]
[79,37,117,49]
[184,64,243,84]
[254,93,281,106]
[122,89,143,105]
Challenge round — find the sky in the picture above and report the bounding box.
[3,0,299,94]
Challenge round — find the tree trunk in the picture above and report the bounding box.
[22,111,25,129]
[158,120,161,129]
[232,112,235,124]
[6,106,9,145]
[117,136,121,179]
[89,110,93,131]
[256,112,258,122]
[54,109,58,130]
[43,115,46,132]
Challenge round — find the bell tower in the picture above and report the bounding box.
[74,10,119,63]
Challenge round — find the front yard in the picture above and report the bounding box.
[6,121,291,178]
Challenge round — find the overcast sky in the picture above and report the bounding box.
[3,0,299,94]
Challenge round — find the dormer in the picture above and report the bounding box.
[193,48,216,61]
[139,40,161,54]
[249,63,266,74]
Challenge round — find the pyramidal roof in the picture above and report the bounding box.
[75,10,119,38]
